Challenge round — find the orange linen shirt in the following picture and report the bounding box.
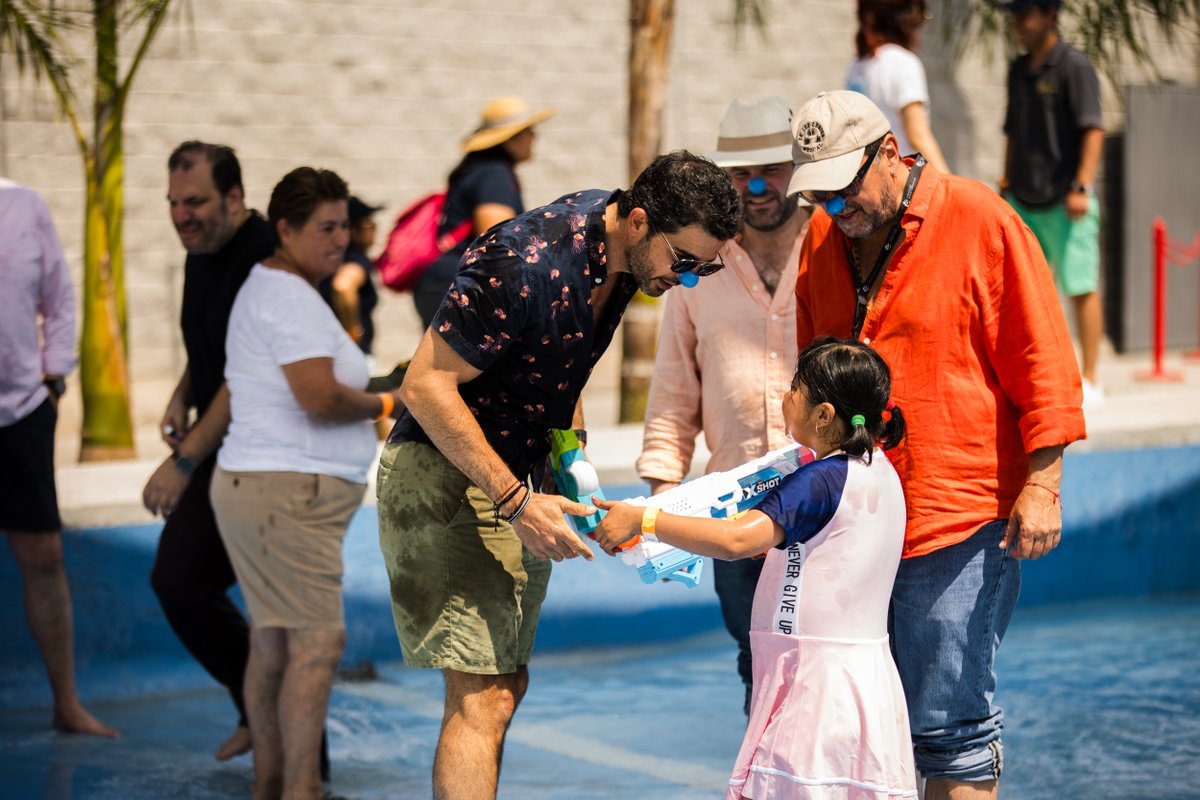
[638,230,806,482]
[794,164,1087,558]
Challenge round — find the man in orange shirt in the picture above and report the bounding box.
[788,91,1086,800]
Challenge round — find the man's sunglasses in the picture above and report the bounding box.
[658,231,725,277]
[798,136,885,206]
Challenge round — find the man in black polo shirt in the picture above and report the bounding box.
[1003,0,1105,407]
[141,142,272,762]
[378,151,740,800]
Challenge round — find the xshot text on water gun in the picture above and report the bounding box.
[592,445,813,587]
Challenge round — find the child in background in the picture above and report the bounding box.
[594,337,917,800]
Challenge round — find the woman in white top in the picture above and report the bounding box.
[210,167,402,800]
[845,0,951,174]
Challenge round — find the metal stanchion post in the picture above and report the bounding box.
[1137,217,1183,382]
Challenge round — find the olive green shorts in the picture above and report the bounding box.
[375,440,551,674]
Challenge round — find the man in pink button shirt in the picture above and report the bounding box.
[636,98,812,714]
[0,178,117,737]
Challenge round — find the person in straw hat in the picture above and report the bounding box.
[636,95,812,717]
[413,96,556,327]
[790,89,1085,800]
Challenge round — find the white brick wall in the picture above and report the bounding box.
[1,0,1196,458]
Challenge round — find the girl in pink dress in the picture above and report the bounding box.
[595,337,917,800]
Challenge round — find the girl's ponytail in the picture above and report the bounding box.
[792,337,907,460]
[843,414,876,460]
[878,402,907,452]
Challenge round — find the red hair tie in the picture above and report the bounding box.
[880,397,895,423]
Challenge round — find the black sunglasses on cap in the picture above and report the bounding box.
[798,136,885,206]
[658,231,725,277]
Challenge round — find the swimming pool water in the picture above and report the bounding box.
[2,594,1196,799]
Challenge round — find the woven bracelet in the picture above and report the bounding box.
[503,486,533,523]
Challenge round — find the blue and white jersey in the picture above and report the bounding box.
[750,450,907,641]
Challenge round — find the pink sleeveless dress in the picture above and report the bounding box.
[725,450,917,800]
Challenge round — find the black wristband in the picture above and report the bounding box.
[173,454,198,477]
[503,485,533,523]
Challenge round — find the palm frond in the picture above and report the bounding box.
[117,0,176,105]
[731,0,770,46]
[940,0,1200,85]
[1,0,73,92]
[1,0,84,141]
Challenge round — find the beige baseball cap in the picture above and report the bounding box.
[787,91,891,196]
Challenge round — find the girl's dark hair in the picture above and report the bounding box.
[448,144,517,187]
[855,0,928,58]
[792,336,907,460]
[267,167,349,242]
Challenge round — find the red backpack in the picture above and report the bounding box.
[376,192,474,292]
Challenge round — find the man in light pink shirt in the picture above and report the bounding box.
[0,178,117,737]
[636,98,812,714]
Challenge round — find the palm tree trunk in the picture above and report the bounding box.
[621,0,675,423]
[78,0,134,459]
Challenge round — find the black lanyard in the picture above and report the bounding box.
[848,155,926,338]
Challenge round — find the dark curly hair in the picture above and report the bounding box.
[617,150,741,241]
[266,167,349,241]
[792,337,906,460]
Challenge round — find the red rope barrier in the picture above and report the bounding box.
[1166,231,1200,265]
[1174,228,1200,362]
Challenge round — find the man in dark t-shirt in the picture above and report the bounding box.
[1003,0,1106,407]
[141,142,273,762]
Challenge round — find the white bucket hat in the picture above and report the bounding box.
[710,96,796,168]
[787,91,891,196]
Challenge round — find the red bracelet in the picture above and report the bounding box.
[1024,480,1062,507]
[493,479,523,510]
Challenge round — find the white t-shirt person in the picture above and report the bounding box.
[846,43,930,158]
[219,264,376,483]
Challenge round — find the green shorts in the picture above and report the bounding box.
[1007,193,1100,297]
[375,440,551,674]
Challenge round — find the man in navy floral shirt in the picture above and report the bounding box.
[378,151,739,799]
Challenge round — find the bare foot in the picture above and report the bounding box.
[53,702,119,738]
[215,724,252,761]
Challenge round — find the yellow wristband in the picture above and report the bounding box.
[641,506,660,543]
[376,392,394,421]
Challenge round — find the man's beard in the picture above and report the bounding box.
[743,191,798,233]
[833,178,900,239]
[628,236,671,297]
[179,201,236,255]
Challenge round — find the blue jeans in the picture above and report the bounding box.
[713,556,765,713]
[889,520,1021,782]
